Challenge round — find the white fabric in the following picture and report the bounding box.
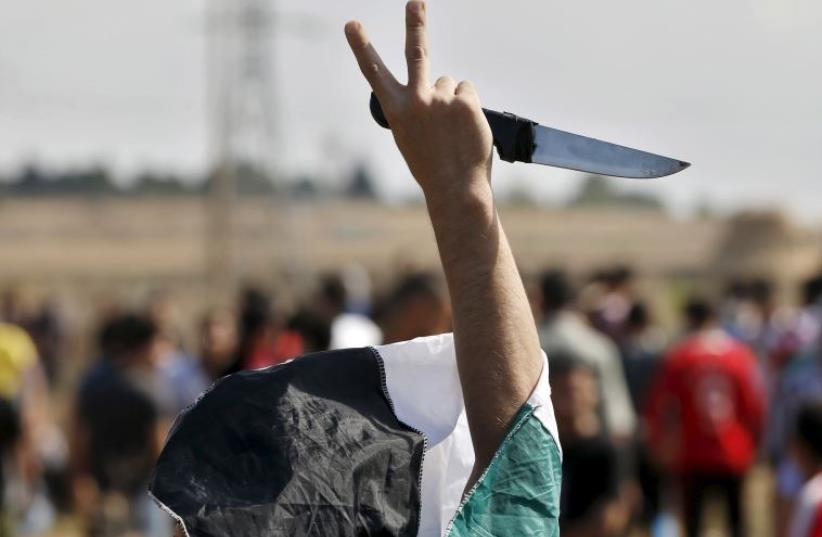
[375,334,470,537]
[374,333,559,537]
[329,313,382,350]
[790,473,822,537]
[529,357,562,457]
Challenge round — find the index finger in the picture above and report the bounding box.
[345,21,401,102]
[405,1,429,90]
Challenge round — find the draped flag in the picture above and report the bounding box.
[149,333,562,536]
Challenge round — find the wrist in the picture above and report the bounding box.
[422,172,494,220]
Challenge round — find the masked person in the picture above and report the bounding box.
[149,3,561,536]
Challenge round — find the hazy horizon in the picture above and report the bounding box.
[1,0,820,222]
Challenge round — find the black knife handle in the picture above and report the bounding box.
[369,92,535,163]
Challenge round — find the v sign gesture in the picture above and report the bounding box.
[346,1,547,494]
[147,5,561,536]
[345,2,494,202]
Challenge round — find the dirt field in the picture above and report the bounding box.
[0,197,726,299]
[0,197,724,279]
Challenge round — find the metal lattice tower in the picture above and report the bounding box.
[206,0,278,301]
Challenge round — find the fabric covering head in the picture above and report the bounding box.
[149,335,561,537]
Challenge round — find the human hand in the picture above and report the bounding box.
[345,1,494,203]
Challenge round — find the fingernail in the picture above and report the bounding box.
[409,1,425,15]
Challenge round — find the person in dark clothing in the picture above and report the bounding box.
[790,401,822,537]
[619,301,667,526]
[72,314,171,537]
[0,397,20,519]
[287,309,332,354]
[552,352,631,537]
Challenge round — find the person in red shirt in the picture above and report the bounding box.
[229,288,304,373]
[644,298,765,537]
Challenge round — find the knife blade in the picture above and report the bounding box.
[369,93,689,179]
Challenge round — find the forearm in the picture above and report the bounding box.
[425,178,542,471]
[345,0,542,479]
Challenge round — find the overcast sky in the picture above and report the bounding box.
[1,0,820,221]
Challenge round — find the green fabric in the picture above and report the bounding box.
[446,404,562,537]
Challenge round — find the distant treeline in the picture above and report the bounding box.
[0,164,664,211]
[0,162,379,200]
[568,175,663,211]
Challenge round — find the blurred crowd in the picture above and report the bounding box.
[0,266,821,537]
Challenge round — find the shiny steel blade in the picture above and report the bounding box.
[531,124,690,179]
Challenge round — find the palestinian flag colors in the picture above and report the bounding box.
[149,333,562,536]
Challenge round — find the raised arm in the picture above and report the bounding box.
[345,1,543,485]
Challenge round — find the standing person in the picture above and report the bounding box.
[145,292,207,416]
[72,314,172,537]
[644,298,765,537]
[789,401,822,537]
[0,322,38,536]
[539,269,637,440]
[0,318,59,535]
[150,3,561,535]
[769,275,822,535]
[552,352,632,537]
[619,301,667,414]
[619,301,667,527]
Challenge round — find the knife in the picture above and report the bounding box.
[369,93,689,179]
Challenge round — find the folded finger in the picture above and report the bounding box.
[455,79,477,98]
[435,75,457,95]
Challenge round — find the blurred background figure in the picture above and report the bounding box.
[287,308,333,355]
[538,269,636,441]
[719,279,778,358]
[587,265,637,345]
[71,314,172,537]
[196,308,238,383]
[229,287,303,372]
[315,273,382,350]
[0,395,21,536]
[789,401,822,537]
[145,291,205,416]
[769,273,822,535]
[617,300,668,530]
[538,269,644,532]
[0,302,63,536]
[376,272,450,344]
[644,298,765,537]
[552,351,632,537]
[619,301,667,419]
